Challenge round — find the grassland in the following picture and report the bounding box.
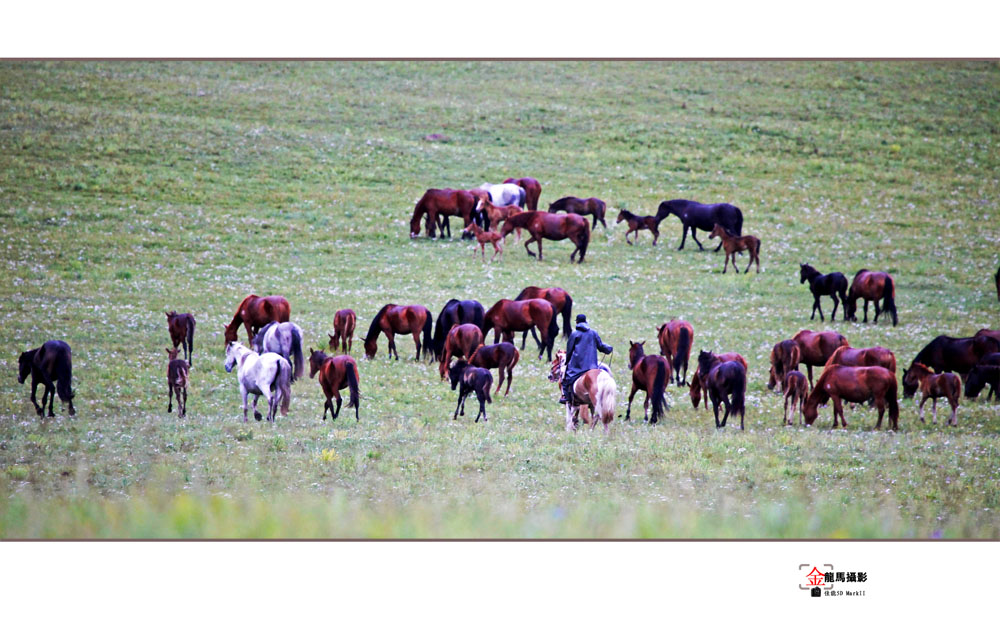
[0,61,998,538]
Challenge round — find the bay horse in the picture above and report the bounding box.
[224,342,292,422]
[825,345,896,374]
[655,199,743,252]
[902,334,1000,396]
[548,196,608,230]
[656,319,694,386]
[766,340,801,393]
[799,263,848,321]
[308,348,360,421]
[438,324,484,380]
[549,350,617,432]
[18,340,75,417]
[513,286,573,350]
[253,321,305,381]
[166,348,190,418]
[696,350,747,430]
[328,309,356,354]
[691,352,747,409]
[475,196,523,237]
[964,364,999,401]
[616,209,659,245]
[431,299,485,361]
[409,188,477,239]
[791,329,849,389]
[783,370,808,426]
[448,360,493,423]
[802,365,899,430]
[165,311,196,364]
[500,211,590,264]
[902,363,960,426]
[503,177,541,211]
[483,298,556,361]
[845,269,898,326]
[464,222,504,262]
[708,224,760,274]
[363,304,434,361]
[625,341,670,424]
[223,294,290,345]
[468,343,520,396]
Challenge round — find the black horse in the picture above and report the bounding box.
[448,360,493,423]
[18,340,76,417]
[697,350,747,430]
[965,363,999,401]
[799,263,848,321]
[431,299,485,361]
[902,334,1000,397]
[655,199,743,251]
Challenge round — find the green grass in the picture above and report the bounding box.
[1,61,998,538]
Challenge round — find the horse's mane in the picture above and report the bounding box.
[507,211,537,226]
[514,286,541,301]
[618,208,636,219]
[549,197,572,211]
[365,304,394,343]
[853,268,869,279]
[253,321,279,350]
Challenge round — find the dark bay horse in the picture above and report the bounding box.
[657,319,694,386]
[329,309,356,354]
[655,199,743,252]
[846,270,898,326]
[448,360,493,423]
[503,177,542,211]
[308,349,360,421]
[826,345,896,373]
[166,347,189,418]
[482,298,556,361]
[513,286,573,350]
[625,341,670,424]
[709,224,760,274]
[799,264,848,321]
[691,352,747,409]
[803,365,899,430]
[500,211,590,263]
[18,340,76,417]
[438,324,484,380]
[902,334,1000,396]
[903,363,960,426]
[791,329,849,389]
[783,370,808,426]
[409,188,477,239]
[549,196,608,230]
[697,351,747,430]
[469,343,520,396]
[166,311,196,364]
[223,294,290,345]
[616,209,659,245]
[965,363,999,401]
[363,304,433,361]
[767,340,801,393]
[432,299,485,361]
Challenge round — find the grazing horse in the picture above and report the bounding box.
[480,182,526,208]
[328,309,356,354]
[438,324,484,380]
[166,348,189,418]
[363,304,434,361]
[655,199,743,252]
[468,343,520,396]
[223,294,291,345]
[625,341,670,424]
[224,342,292,422]
[783,370,808,426]
[791,329,849,389]
[903,363,960,426]
[409,188,477,238]
[483,298,556,361]
[845,270,898,326]
[431,299,485,361]
[799,263,848,321]
[657,319,694,386]
[549,350,617,432]
[18,340,76,417]
[616,209,659,245]
[252,321,305,381]
[308,349,360,421]
[500,211,590,263]
[708,224,760,274]
[803,365,899,430]
[902,334,1000,396]
[513,286,573,351]
[503,177,542,211]
[448,360,493,423]
[697,351,747,430]
[767,340,801,393]
[964,364,999,401]
[464,222,504,262]
[165,311,196,364]
[825,345,896,374]
[549,196,608,230]
[691,352,747,409]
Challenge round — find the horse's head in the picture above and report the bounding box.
[843,296,857,321]
[224,342,240,373]
[364,338,378,360]
[766,365,778,392]
[548,350,566,383]
[802,391,822,426]
[223,323,239,346]
[448,359,469,390]
[166,310,177,322]
[799,264,808,283]
[309,347,328,378]
[901,366,922,398]
[328,333,338,350]
[166,347,180,361]
[628,340,645,368]
[616,210,626,224]
[17,350,34,384]
[708,224,724,239]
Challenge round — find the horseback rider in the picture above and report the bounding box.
[559,314,613,404]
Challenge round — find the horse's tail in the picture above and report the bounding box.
[675,327,692,376]
[55,350,75,403]
[485,376,494,403]
[290,324,304,382]
[883,275,898,326]
[731,367,746,418]
[432,308,451,360]
[422,309,434,361]
[577,221,590,262]
[887,375,900,428]
[596,372,617,424]
[276,358,293,416]
[651,358,667,421]
[345,359,360,412]
[561,293,573,338]
[509,345,521,372]
[733,207,743,235]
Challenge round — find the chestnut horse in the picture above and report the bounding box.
[625,341,670,423]
[902,333,1000,396]
[783,370,808,426]
[791,329,849,389]
[708,224,760,274]
[616,209,660,245]
[500,211,590,263]
[166,311,196,364]
[548,196,608,230]
[503,177,542,211]
[166,347,189,418]
[902,363,960,426]
[803,365,899,430]
[825,345,896,373]
[697,351,747,430]
[766,340,801,393]
[799,263,848,321]
[513,286,573,351]
[432,299,485,361]
[657,319,694,386]
[438,324,484,379]
[308,348,360,421]
[482,298,556,361]
[845,269,898,326]
[409,188,477,239]
[328,309,356,354]
[469,343,520,396]
[691,352,747,409]
[363,304,434,361]
[223,295,290,345]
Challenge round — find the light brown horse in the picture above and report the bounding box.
[166,347,189,418]
[783,370,808,426]
[166,311,196,364]
[657,319,694,386]
[708,224,761,274]
[363,304,434,361]
[825,345,897,373]
[791,329,850,389]
[845,269,898,326]
[766,339,801,392]
[803,365,899,430]
[902,363,961,426]
[439,323,484,379]
[409,188,477,238]
[625,341,671,423]
[463,222,504,262]
[690,352,747,409]
[549,350,617,432]
[223,295,291,345]
[500,211,590,263]
[328,309,356,353]
[503,177,542,211]
[616,209,660,245]
[476,196,524,239]
[482,298,556,361]
[469,343,520,396]
[308,349,360,421]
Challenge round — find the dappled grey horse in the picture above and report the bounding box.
[252,321,305,381]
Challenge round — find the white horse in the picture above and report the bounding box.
[252,321,305,381]
[224,342,292,422]
[479,182,526,208]
[548,349,617,432]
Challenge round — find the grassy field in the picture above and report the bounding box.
[0,61,998,538]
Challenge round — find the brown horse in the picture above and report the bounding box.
[363,304,434,361]
[500,211,590,263]
[514,286,574,351]
[845,269,898,326]
[625,341,670,423]
[825,345,896,373]
[975,328,1000,344]
[468,343,520,396]
[503,177,542,211]
[308,349,360,421]
[903,363,960,426]
[439,324,484,379]
[657,319,694,386]
[482,298,556,361]
[548,196,608,230]
[766,340,801,393]
[697,351,748,430]
[476,196,524,239]
[903,333,1000,397]
[328,309,356,354]
[690,352,747,409]
[223,295,290,345]
[791,329,850,389]
[166,311,196,364]
[783,370,808,426]
[803,365,899,430]
[409,188,477,239]
[616,209,660,245]
[708,224,761,274]
[463,222,504,262]
[166,347,189,418]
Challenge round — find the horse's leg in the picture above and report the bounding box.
[524,236,537,258]
[643,393,652,424]
[722,251,730,273]
[625,383,638,421]
[746,252,754,274]
[333,391,342,420]
[44,382,55,417]
[691,228,705,251]
[784,393,791,425]
[873,299,881,324]
[806,365,814,392]
[948,395,958,426]
[862,299,869,323]
[323,396,331,420]
[931,397,938,425]
[565,404,576,432]
[168,383,174,413]
[918,395,928,423]
[242,387,250,423]
[412,332,421,361]
[505,363,514,396]
[180,386,186,417]
[828,294,836,322]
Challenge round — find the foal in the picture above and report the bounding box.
[616,209,660,245]
[708,224,761,274]
[783,370,808,426]
[448,360,493,423]
[903,363,961,426]
[166,347,190,418]
[328,309,356,353]
[464,222,504,262]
